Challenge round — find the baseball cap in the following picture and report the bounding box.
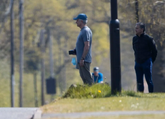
[93,67,99,72]
[73,13,87,20]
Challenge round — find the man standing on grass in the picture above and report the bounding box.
[73,13,93,85]
[132,22,157,93]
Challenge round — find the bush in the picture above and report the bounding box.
[63,83,111,99]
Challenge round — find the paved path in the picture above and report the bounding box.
[0,108,38,119]
[1,108,165,119]
[42,111,165,118]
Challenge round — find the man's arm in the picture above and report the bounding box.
[150,38,157,63]
[132,37,135,51]
[80,29,91,66]
[79,41,90,66]
[81,41,90,59]
[99,73,103,83]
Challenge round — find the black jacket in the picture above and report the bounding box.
[132,33,157,63]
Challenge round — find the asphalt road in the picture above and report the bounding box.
[0,108,38,119]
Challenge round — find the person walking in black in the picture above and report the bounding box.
[132,22,157,93]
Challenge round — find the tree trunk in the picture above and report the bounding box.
[40,29,45,105]
[58,38,66,94]
[135,0,139,22]
[33,72,38,107]
[153,49,165,92]
[10,0,15,107]
[19,0,24,107]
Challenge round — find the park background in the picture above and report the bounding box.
[0,0,165,107]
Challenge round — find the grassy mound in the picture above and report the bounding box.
[62,83,141,99]
[63,83,111,98]
[42,85,165,114]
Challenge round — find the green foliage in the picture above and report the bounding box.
[63,84,164,99]
[1,0,165,107]
[0,60,10,107]
[62,84,150,99]
[63,83,111,98]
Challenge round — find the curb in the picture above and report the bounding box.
[42,111,165,118]
[32,109,42,119]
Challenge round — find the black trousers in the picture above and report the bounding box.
[135,58,154,93]
[78,62,93,85]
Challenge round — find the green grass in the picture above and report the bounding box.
[62,83,149,99]
[42,95,165,113]
[41,84,165,113]
[63,83,111,98]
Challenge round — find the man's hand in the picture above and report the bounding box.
[80,59,84,66]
